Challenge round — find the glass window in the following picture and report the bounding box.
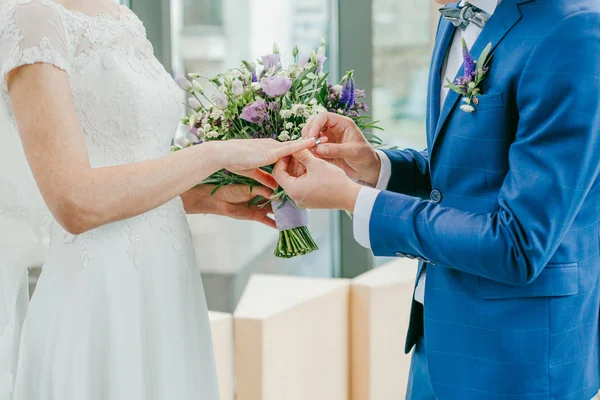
[183,0,222,27]
[372,1,436,151]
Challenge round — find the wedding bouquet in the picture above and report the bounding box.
[174,40,382,258]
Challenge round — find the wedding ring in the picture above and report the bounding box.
[314,138,322,148]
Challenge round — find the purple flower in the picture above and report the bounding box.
[175,77,191,91]
[354,89,366,99]
[268,102,281,112]
[461,38,476,82]
[240,99,270,124]
[339,72,356,110]
[232,80,244,96]
[260,76,292,97]
[299,55,310,68]
[213,92,229,109]
[261,54,280,71]
[317,55,327,73]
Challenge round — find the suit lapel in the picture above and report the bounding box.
[427,16,456,149]
[429,0,526,156]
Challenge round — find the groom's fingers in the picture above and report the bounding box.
[316,143,357,159]
[303,112,337,139]
[291,149,320,169]
[273,157,296,189]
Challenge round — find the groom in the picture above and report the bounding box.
[274,0,600,398]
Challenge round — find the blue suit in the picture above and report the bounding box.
[370,0,600,398]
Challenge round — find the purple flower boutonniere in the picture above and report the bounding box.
[445,39,493,113]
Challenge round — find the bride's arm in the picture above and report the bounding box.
[7,64,314,235]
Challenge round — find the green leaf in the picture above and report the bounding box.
[477,42,493,74]
[291,65,317,92]
[444,78,465,95]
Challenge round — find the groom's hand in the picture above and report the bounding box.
[181,185,276,228]
[273,150,362,212]
[303,112,382,186]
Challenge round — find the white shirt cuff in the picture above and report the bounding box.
[352,186,381,249]
[375,150,392,190]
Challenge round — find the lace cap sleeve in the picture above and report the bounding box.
[0,0,72,89]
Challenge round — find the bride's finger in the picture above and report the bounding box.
[238,168,279,190]
[270,138,318,160]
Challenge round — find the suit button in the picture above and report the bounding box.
[406,254,416,260]
[430,189,442,203]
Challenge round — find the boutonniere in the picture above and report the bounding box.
[445,39,493,113]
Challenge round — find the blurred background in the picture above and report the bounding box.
[29,0,436,312]
[94,0,435,313]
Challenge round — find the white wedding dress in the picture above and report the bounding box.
[0,1,219,399]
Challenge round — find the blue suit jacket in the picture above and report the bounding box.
[371,0,600,398]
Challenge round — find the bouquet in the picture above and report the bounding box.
[174,40,382,258]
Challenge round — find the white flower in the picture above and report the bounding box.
[312,105,327,115]
[291,104,307,117]
[468,82,476,90]
[299,123,306,129]
[306,72,317,80]
[197,128,206,138]
[280,109,293,119]
[460,104,476,113]
[188,73,201,79]
[278,131,291,141]
[206,130,220,139]
[188,97,202,110]
[210,108,225,119]
[192,80,204,94]
[310,50,318,65]
[232,80,244,96]
[174,136,191,148]
[291,135,299,140]
[309,98,318,105]
[320,37,327,47]
[302,79,309,85]
[251,82,261,90]
[186,132,200,143]
[188,114,197,127]
[333,84,343,95]
[285,122,294,130]
[317,45,326,58]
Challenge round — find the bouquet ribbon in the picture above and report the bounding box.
[273,200,309,231]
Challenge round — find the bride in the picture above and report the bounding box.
[0,0,317,398]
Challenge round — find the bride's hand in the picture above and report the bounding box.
[182,184,276,228]
[211,138,320,189]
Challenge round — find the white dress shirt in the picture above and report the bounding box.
[353,0,501,304]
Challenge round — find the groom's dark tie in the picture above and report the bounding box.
[439,3,490,31]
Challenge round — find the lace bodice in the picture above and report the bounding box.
[0,0,190,267]
[1,0,183,166]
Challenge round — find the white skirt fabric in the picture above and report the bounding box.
[12,199,219,400]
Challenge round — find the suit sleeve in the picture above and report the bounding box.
[381,148,431,199]
[369,12,600,285]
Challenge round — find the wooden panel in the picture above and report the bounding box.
[209,311,235,400]
[234,275,350,400]
[350,259,418,400]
